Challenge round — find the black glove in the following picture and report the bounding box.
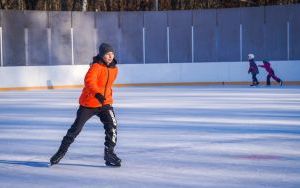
[95,93,106,104]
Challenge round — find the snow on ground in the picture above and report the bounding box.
[0,85,300,188]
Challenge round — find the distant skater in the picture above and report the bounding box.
[258,60,283,86]
[50,43,121,167]
[247,54,259,86]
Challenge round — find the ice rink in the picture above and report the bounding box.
[0,85,300,188]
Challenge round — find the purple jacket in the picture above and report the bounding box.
[258,61,274,73]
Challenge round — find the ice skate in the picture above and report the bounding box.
[250,82,259,87]
[50,147,68,166]
[104,147,121,167]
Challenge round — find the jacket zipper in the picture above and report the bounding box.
[103,66,110,100]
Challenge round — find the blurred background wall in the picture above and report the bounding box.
[0,4,299,89]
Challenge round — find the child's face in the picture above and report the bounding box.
[103,52,115,65]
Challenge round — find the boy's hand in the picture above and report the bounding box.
[95,93,106,104]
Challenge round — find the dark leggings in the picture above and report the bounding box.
[267,71,281,85]
[251,73,259,84]
[61,105,118,150]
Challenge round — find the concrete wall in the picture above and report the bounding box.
[0,5,300,66]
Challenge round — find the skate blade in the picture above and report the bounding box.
[105,162,121,167]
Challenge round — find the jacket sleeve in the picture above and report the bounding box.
[84,64,102,95]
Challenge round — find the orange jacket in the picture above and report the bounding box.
[79,61,118,108]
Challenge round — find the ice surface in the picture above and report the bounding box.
[0,86,300,188]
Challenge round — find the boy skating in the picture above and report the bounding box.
[50,43,121,167]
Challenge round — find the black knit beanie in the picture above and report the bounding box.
[98,43,115,58]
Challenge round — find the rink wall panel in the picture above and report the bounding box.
[289,4,300,60]
[193,9,217,62]
[240,7,265,61]
[49,11,72,65]
[264,6,288,60]
[2,11,26,66]
[168,11,192,63]
[73,12,95,65]
[96,12,120,61]
[26,11,49,66]
[144,11,168,63]
[217,8,240,62]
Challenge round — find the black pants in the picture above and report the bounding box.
[61,105,118,150]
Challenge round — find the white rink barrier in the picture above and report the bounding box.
[0,61,300,90]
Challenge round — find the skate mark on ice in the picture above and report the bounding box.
[58,163,108,168]
[237,154,284,160]
[0,160,49,168]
